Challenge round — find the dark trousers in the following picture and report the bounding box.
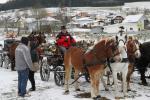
[18,68,29,96]
[58,46,67,55]
[29,70,35,89]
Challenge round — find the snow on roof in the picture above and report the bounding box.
[68,28,91,33]
[40,17,59,22]
[67,21,79,25]
[74,17,93,21]
[123,14,143,23]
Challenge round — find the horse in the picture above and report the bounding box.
[102,36,141,97]
[108,40,130,97]
[135,41,150,86]
[126,36,141,90]
[8,32,46,71]
[64,37,119,99]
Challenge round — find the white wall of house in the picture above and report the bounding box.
[103,23,142,33]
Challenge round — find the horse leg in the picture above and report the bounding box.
[107,71,111,85]
[140,68,148,86]
[101,68,109,91]
[101,75,109,91]
[136,61,148,86]
[89,65,104,99]
[11,58,15,71]
[122,67,128,97]
[74,69,80,91]
[90,72,97,98]
[112,71,118,97]
[127,63,134,91]
[64,58,72,94]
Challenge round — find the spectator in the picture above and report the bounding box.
[116,26,127,44]
[15,37,32,97]
[29,41,39,91]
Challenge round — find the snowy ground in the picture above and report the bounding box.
[0,67,150,100]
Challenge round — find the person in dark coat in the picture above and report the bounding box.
[28,41,39,91]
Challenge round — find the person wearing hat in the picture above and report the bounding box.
[15,37,32,97]
[116,26,127,44]
[56,26,76,54]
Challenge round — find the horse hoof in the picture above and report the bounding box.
[64,90,69,95]
[93,95,101,100]
[76,88,80,91]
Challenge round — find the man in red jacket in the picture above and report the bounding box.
[56,26,76,54]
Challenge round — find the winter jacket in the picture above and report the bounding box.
[15,43,32,71]
[30,42,39,63]
[56,32,76,48]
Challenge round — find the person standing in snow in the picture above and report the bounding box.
[28,41,39,91]
[15,37,32,97]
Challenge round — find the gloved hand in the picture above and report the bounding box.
[71,43,76,46]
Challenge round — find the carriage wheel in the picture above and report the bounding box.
[0,54,3,67]
[40,61,50,81]
[3,55,10,69]
[54,65,65,86]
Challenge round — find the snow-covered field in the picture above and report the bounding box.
[0,66,150,100]
[0,33,150,100]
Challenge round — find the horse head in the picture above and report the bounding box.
[126,36,141,62]
[28,32,46,47]
[90,37,119,62]
[104,38,119,58]
[113,39,127,62]
[36,32,46,44]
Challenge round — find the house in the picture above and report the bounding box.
[72,17,94,28]
[123,14,149,31]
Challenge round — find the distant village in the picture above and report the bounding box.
[0,2,150,38]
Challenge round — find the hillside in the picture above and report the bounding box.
[0,0,150,11]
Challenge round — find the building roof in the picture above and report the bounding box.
[68,28,91,33]
[74,17,93,21]
[123,14,144,23]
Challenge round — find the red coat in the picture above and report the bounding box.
[56,32,76,48]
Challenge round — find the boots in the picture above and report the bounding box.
[29,87,36,91]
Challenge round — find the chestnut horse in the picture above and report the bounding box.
[126,36,141,90]
[9,32,46,71]
[64,37,119,99]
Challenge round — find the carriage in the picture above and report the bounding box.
[39,42,91,86]
[39,44,65,86]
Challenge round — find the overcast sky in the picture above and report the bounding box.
[0,0,8,4]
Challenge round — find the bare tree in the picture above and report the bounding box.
[30,7,48,32]
[3,16,11,34]
[15,10,22,36]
